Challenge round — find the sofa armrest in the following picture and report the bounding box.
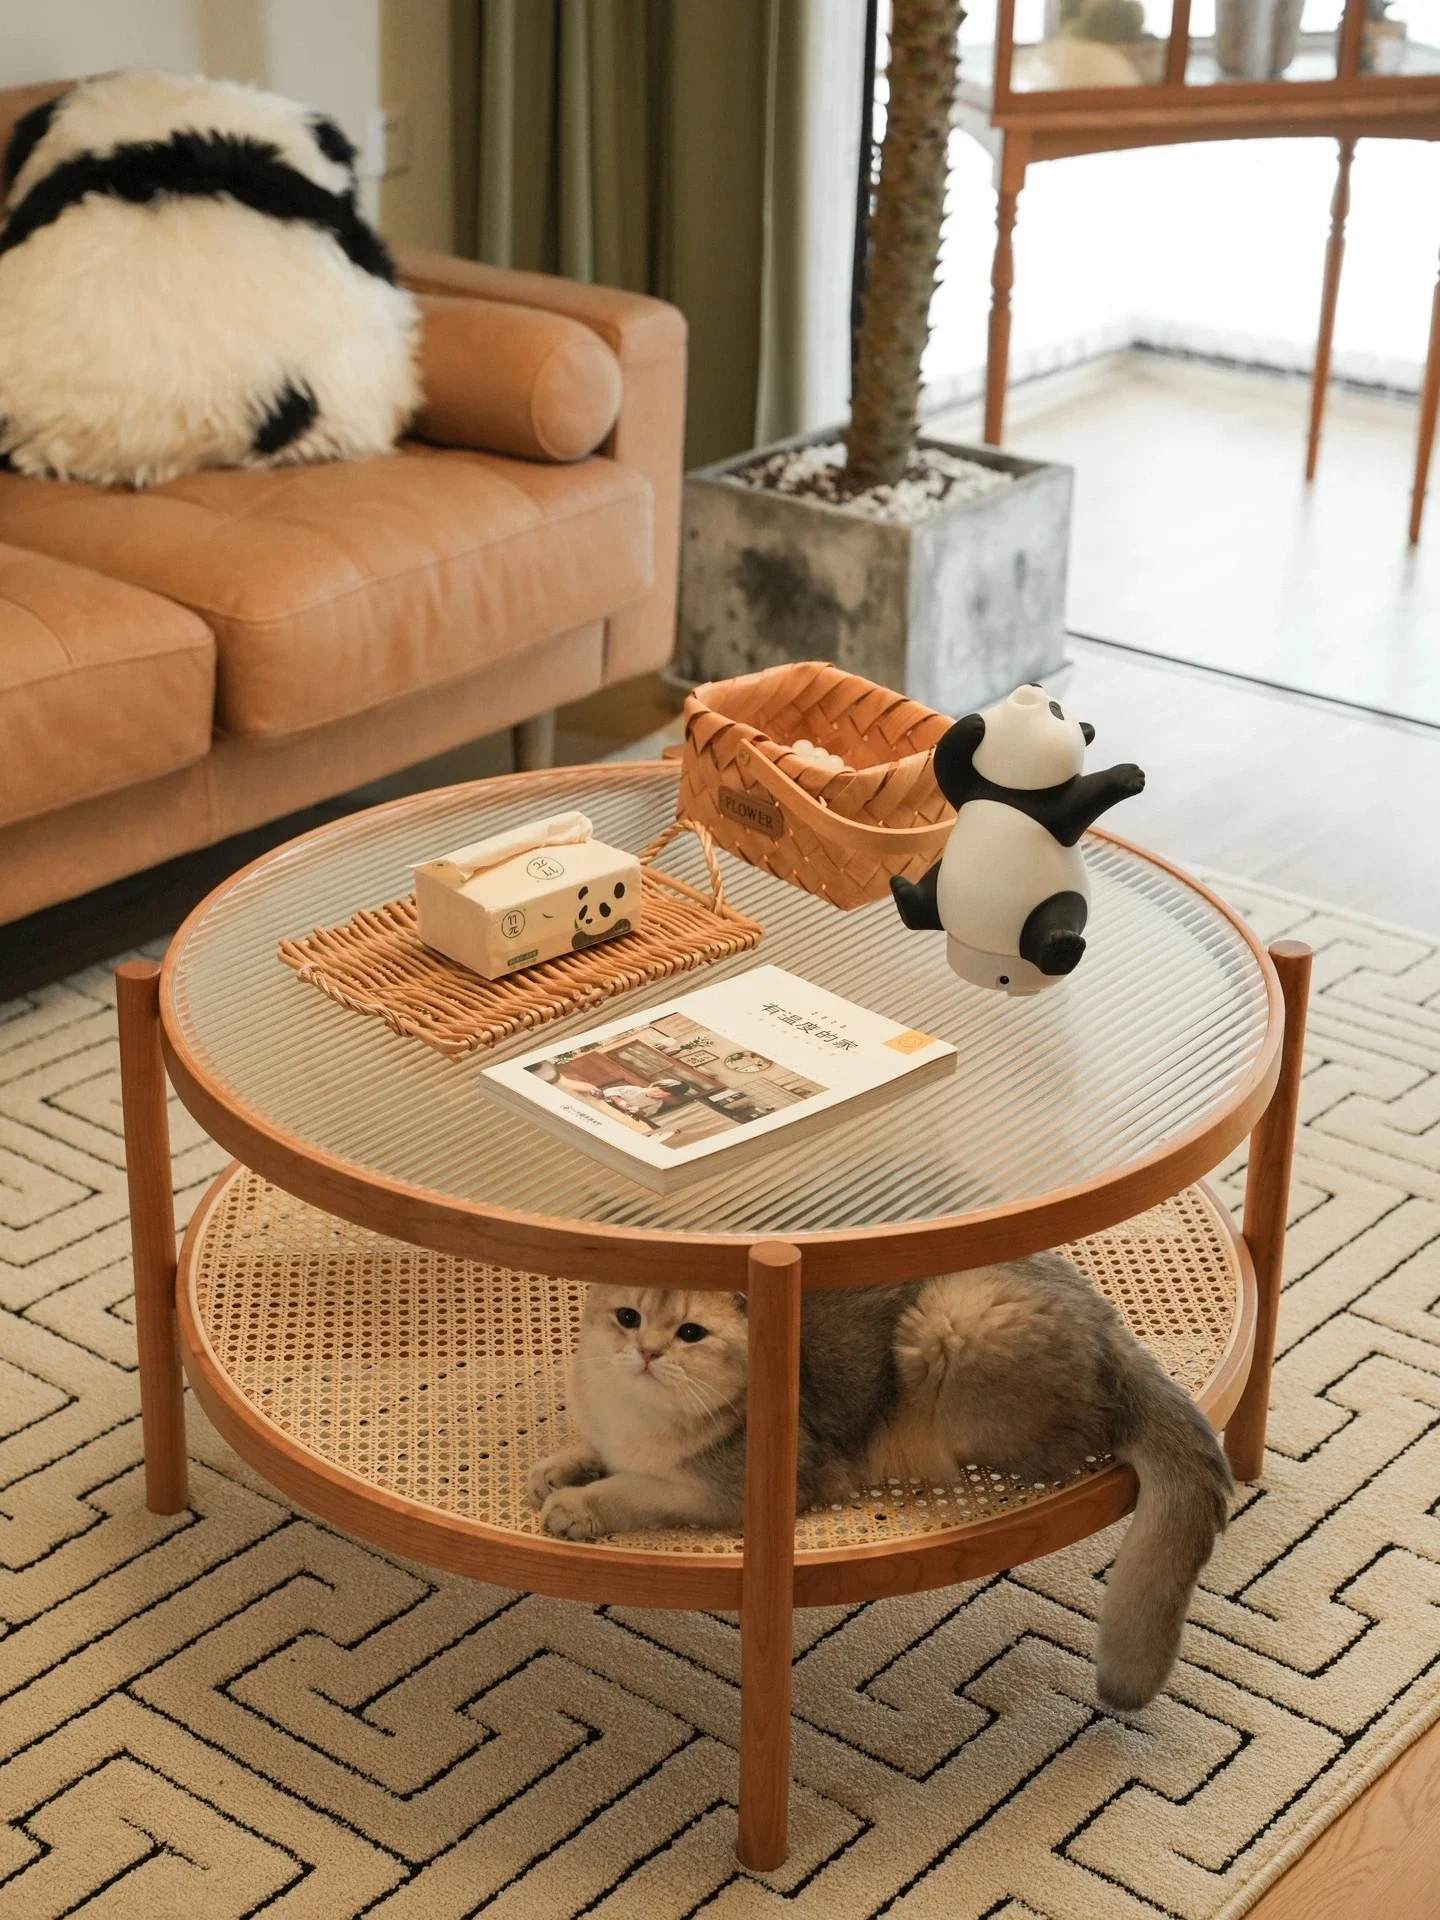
[414,293,622,462]
[395,246,687,685]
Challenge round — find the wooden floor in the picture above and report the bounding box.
[1060,637,1440,936]
[931,353,1440,726]
[1249,1717,1440,1920]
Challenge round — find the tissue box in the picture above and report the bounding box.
[415,825,642,980]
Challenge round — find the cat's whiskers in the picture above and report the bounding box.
[667,1366,742,1434]
[667,1369,708,1418]
[682,1370,736,1415]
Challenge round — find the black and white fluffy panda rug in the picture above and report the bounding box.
[0,70,421,487]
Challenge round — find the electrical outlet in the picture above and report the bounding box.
[364,105,411,179]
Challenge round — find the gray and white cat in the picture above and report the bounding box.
[528,1256,1233,1709]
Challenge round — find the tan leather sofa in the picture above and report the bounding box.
[0,81,686,927]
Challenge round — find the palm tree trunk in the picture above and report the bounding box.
[844,0,961,492]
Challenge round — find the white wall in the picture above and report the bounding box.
[262,0,382,223]
[0,0,437,237]
[0,0,205,84]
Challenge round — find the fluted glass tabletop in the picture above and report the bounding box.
[165,765,1272,1240]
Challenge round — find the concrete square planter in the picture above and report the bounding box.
[678,430,1072,715]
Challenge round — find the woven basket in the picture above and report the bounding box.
[677,662,954,909]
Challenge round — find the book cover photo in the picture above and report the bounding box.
[480,965,956,1193]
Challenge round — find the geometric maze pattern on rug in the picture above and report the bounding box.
[0,879,1437,1919]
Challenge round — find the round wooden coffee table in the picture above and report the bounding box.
[117,762,1309,1870]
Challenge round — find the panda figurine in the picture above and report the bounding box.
[891,683,1144,996]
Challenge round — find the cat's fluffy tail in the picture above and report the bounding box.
[1097,1345,1233,1710]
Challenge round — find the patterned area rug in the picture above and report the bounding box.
[1,877,1437,1919]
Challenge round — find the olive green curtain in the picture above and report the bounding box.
[454,0,807,468]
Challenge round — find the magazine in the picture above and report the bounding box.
[480,964,956,1193]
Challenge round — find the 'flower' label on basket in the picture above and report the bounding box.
[719,786,783,838]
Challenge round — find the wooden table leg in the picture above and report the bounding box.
[983,135,1028,448]
[116,960,188,1515]
[1409,250,1440,545]
[1225,941,1312,1483]
[738,1238,802,1871]
[1306,137,1355,484]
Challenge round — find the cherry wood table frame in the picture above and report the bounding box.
[966,0,1440,540]
[117,768,1309,1872]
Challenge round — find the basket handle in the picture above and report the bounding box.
[639,817,728,910]
[736,744,953,859]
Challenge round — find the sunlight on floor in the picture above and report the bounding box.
[931,351,1438,724]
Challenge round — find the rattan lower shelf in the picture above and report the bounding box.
[178,1162,1252,1609]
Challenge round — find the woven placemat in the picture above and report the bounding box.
[277,820,763,1058]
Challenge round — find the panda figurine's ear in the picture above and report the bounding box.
[932,713,985,804]
[1080,721,1095,745]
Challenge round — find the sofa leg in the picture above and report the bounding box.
[512,709,557,772]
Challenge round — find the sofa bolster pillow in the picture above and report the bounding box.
[413,293,624,463]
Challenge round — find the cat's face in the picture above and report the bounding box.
[576,1285,749,1434]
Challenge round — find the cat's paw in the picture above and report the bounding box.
[526,1448,602,1508]
[526,1459,562,1509]
[540,1486,610,1540]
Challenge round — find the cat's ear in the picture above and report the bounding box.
[732,1292,748,1316]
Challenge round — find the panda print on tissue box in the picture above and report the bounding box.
[891,683,1144,996]
[0,71,420,487]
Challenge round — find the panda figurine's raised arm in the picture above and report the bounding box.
[891,683,1144,996]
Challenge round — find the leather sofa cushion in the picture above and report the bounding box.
[0,542,214,830]
[0,444,652,740]
[413,293,623,462]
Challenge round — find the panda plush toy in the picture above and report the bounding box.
[891,683,1144,996]
[0,70,420,487]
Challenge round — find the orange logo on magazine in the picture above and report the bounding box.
[885,1029,936,1054]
